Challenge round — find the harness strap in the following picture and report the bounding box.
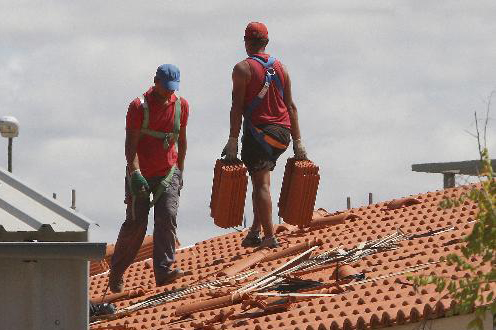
[243,56,288,160]
[150,165,177,206]
[172,96,181,150]
[254,127,287,149]
[248,56,284,97]
[136,94,183,206]
[139,95,181,150]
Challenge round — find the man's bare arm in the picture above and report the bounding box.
[229,61,250,138]
[125,129,141,172]
[282,64,302,141]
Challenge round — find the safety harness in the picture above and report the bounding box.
[128,94,182,211]
[243,56,288,160]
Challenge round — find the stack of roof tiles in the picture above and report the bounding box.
[89,183,492,330]
[210,159,249,228]
[278,158,320,227]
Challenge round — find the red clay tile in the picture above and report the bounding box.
[386,197,422,210]
[278,158,320,227]
[209,159,248,228]
[309,210,360,228]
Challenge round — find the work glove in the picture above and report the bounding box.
[130,169,149,198]
[221,137,238,161]
[293,138,308,160]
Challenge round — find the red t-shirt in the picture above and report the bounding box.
[126,87,189,178]
[243,53,291,128]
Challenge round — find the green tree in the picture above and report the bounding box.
[409,106,495,329]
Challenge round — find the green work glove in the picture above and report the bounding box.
[130,169,149,197]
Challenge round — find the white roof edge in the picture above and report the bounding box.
[0,168,96,229]
[0,242,106,260]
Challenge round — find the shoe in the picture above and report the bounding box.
[108,273,124,293]
[241,230,262,247]
[259,236,280,248]
[156,269,184,286]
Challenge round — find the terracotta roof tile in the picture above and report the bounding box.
[90,184,491,330]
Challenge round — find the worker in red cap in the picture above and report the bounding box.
[222,22,308,248]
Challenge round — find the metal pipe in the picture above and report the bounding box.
[71,189,76,210]
[7,137,12,172]
[120,270,256,313]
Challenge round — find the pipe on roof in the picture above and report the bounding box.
[175,293,245,316]
[217,250,268,277]
[90,288,145,304]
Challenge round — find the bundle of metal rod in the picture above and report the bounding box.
[119,270,257,313]
[343,229,408,263]
[273,225,451,278]
[253,261,437,298]
[238,246,344,294]
[209,159,248,228]
[236,246,319,294]
[278,158,320,227]
[249,230,411,293]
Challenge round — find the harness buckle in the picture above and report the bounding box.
[267,68,276,76]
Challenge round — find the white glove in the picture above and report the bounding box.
[222,137,238,161]
[293,138,308,160]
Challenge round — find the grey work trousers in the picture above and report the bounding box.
[110,170,182,283]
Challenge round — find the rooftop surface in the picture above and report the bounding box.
[89,183,489,330]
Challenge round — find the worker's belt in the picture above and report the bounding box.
[253,127,288,150]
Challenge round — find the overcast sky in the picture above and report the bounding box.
[1,1,495,246]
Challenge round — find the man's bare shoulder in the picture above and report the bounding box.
[279,62,289,76]
[233,60,251,77]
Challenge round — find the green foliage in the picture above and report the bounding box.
[408,148,495,330]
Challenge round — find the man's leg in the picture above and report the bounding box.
[109,192,150,292]
[153,170,182,285]
[251,189,262,232]
[251,168,275,239]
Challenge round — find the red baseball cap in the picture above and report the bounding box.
[244,22,268,39]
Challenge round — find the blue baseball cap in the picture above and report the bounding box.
[156,64,180,91]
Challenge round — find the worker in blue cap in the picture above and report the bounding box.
[108,64,190,292]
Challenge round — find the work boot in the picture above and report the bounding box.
[108,273,124,293]
[241,230,262,247]
[259,236,280,248]
[156,269,184,286]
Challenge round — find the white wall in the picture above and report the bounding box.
[0,258,88,330]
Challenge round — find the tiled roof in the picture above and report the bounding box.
[89,184,491,330]
[0,168,94,242]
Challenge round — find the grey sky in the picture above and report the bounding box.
[1,1,495,245]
